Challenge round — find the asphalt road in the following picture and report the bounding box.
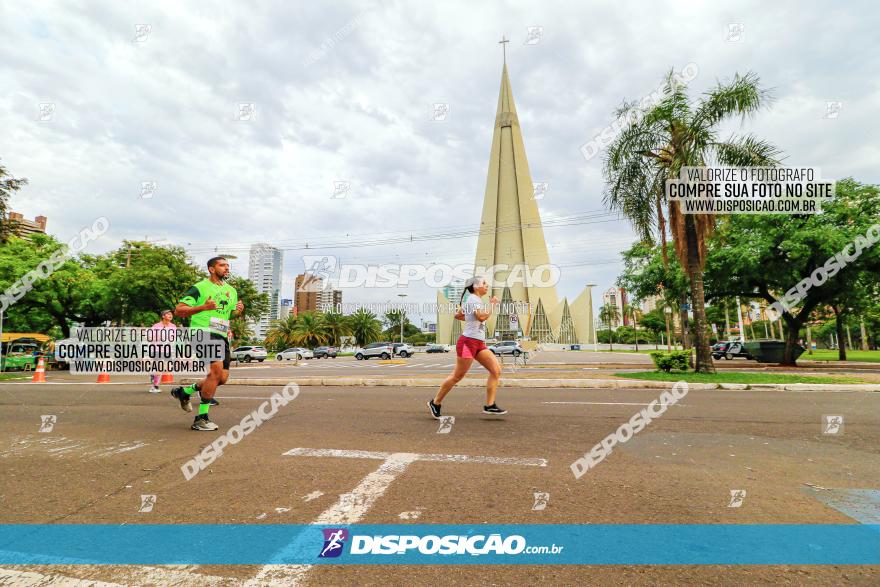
[0,379,878,585]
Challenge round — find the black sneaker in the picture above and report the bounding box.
[171,387,192,412]
[191,415,219,431]
[427,399,442,420]
[201,395,220,406]
[482,403,508,415]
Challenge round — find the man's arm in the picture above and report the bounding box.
[174,299,216,319]
[174,285,214,319]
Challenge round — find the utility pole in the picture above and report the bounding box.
[397,294,407,343]
[736,297,746,343]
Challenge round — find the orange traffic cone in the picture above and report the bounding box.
[160,373,174,384]
[31,357,47,383]
[97,372,110,383]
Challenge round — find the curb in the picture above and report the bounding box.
[170,377,880,391]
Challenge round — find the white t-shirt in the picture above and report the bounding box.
[461,293,486,341]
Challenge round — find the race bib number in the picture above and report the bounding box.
[210,317,230,333]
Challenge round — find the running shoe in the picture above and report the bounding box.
[208,397,220,406]
[427,399,442,419]
[148,386,161,394]
[482,403,508,415]
[191,416,219,431]
[170,386,192,412]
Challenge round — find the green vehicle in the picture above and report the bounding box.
[0,334,52,372]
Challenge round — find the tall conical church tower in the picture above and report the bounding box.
[436,58,594,346]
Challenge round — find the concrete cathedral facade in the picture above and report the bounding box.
[436,63,595,345]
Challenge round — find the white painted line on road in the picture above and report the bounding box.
[542,401,689,407]
[250,447,547,585]
[0,565,229,586]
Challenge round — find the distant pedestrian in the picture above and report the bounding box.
[148,310,175,393]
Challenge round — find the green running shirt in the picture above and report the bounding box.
[179,279,238,336]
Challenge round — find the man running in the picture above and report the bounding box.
[148,309,175,393]
[170,256,244,431]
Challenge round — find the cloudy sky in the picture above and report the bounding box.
[2,0,877,324]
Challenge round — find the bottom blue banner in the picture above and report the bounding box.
[0,524,878,565]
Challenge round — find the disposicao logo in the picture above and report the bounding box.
[319,528,349,558]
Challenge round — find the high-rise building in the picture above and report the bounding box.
[436,59,594,344]
[602,287,628,329]
[294,273,341,313]
[7,212,47,238]
[442,281,466,305]
[248,244,282,339]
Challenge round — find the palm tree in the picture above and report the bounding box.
[604,70,780,373]
[291,311,330,348]
[347,309,382,346]
[321,311,352,347]
[599,303,621,351]
[623,303,641,351]
[265,315,298,351]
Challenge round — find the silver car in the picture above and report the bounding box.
[488,340,524,357]
[354,342,394,360]
[275,347,314,361]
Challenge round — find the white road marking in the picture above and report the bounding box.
[542,401,689,407]
[249,447,547,585]
[0,566,231,586]
[302,491,323,502]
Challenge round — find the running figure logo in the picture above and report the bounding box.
[532,492,549,511]
[319,528,349,558]
[39,415,57,433]
[138,494,157,513]
[727,489,746,508]
[437,415,455,434]
[823,415,844,435]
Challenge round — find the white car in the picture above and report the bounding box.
[231,346,267,362]
[275,347,314,361]
[354,342,394,360]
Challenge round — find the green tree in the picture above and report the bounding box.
[265,315,299,352]
[348,309,382,346]
[0,235,107,337]
[639,308,668,348]
[291,311,329,348]
[604,70,780,372]
[599,303,621,350]
[224,274,269,341]
[0,160,27,243]
[105,241,203,326]
[703,179,880,364]
[320,311,351,347]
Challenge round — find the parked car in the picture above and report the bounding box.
[275,347,313,361]
[391,343,415,358]
[711,341,753,360]
[426,344,449,353]
[231,346,267,362]
[354,342,394,360]
[313,346,338,359]
[488,340,525,357]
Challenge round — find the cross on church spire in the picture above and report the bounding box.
[498,34,509,64]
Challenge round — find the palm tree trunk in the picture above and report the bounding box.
[683,216,714,373]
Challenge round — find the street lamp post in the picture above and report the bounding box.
[397,294,407,343]
[585,284,598,351]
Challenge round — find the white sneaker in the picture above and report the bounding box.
[148,386,161,393]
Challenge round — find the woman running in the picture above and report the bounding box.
[428,276,507,418]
